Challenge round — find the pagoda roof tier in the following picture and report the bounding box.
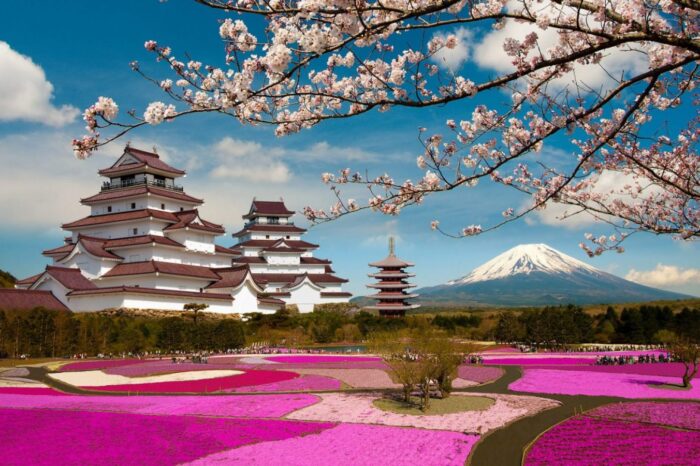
[252,272,348,285]
[366,282,416,289]
[231,239,319,250]
[0,289,69,311]
[232,223,306,237]
[98,146,186,177]
[368,272,415,279]
[367,292,419,299]
[365,304,421,310]
[369,255,414,268]
[67,286,231,301]
[163,210,225,235]
[81,185,203,205]
[243,200,294,219]
[100,260,220,280]
[62,209,179,229]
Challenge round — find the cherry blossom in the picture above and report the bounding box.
[73,0,699,251]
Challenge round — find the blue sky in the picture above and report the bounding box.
[0,0,698,296]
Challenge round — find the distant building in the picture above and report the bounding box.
[14,145,351,314]
[366,238,419,317]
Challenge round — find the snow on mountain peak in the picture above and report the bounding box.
[447,243,602,285]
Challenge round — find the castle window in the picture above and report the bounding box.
[130,202,136,209]
[161,203,165,210]
[132,228,138,235]
[107,206,112,213]
[269,217,279,224]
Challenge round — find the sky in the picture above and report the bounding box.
[0,0,698,297]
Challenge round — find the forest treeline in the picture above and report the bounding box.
[494,305,700,346]
[1,301,698,358]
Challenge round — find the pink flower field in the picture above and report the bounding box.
[0,392,320,418]
[524,416,700,466]
[510,368,700,399]
[186,423,479,466]
[457,365,504,384]
[230,374,342,392]
[525,362,700,378]
[587,401,700,430]
[0,407,335,466]
[287,392,560,434]
[265,355,381,363]
[483,357,594,365]
[83,369,299,393]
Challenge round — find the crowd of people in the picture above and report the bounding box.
[595,353,674,365]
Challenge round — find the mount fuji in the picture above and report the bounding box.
[416,244,690,306]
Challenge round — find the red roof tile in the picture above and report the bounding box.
[232,256,267,264]
[369,254,414,268]
[101,261,220,280]
[257,296,286,306]
[243,200,294,219]
[43,243,74,256]
[81,185,203,205]
[0,290,69,311]
[207,266,250,289]
[103,235,184,250]
[214,244,238,256]
[320,292,353,298]
[42,266,97,291]
[232,223,306,237]
[99,147,186,176]
[163,210,225,235]
[67,286,231,301]
[300,257,331,264]
[252,273,348,285]
[62,209,178,229]
[232,239,318,250]
[15,273,43,286]
[262,247,306,253]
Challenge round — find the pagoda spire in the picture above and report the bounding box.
[389,236,395,256]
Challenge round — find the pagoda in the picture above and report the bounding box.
[366,238,419,317]
[14,145,351,314]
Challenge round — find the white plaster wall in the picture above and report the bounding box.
[70,220,167,241]
[96,275,210,292]
[285,282,324,313]
[265,253,300,266]
[168,231,216,254]
[67,293,232,313]
[231,284,265,314]
[61,253,115,279]
[33,278,71,308]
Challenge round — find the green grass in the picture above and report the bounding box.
[373,395,494,415]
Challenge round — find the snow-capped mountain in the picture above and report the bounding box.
[417,243,690,306]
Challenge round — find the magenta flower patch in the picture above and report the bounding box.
[266,355,381,364]
[83,369,299,393]
[483,357,594,365]
[524,416,700,466]
[457,365,504,383]
[0,407,335,466]
[0,387,68,396]
[511,368,700,399]
[0,392,319,418]
[186,423,479,466]
[230,375,342,392]
[588,401,700,430]
[58,359,151,372]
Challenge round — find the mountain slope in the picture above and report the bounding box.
[417,244,690,306]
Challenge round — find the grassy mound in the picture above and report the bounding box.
[373,395,494,415]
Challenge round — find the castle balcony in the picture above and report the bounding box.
[101,179,184,192]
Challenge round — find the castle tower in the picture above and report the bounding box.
[366,238,419,317]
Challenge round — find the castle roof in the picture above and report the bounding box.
[100,261,221,280]
[15,272,43,287]
[232,223,306,237]
[243,200,294,219]
[39,266,97,291]
[206,265,251,289]
[0,289,69,311]
[81,185,203,205]
[62,209,179,229]
[252,272,348,285]
[163,210,226,235]
[231,239,318,250]
[98,146,185,177]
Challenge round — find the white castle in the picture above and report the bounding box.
[14,146,351,314]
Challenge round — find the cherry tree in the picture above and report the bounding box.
[74,0,699,254]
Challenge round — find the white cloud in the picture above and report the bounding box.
[0,42,79,126]
[210,137,291,183]
[626,264,700,295]
[472,3,647,90]
[430,27,473,71]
